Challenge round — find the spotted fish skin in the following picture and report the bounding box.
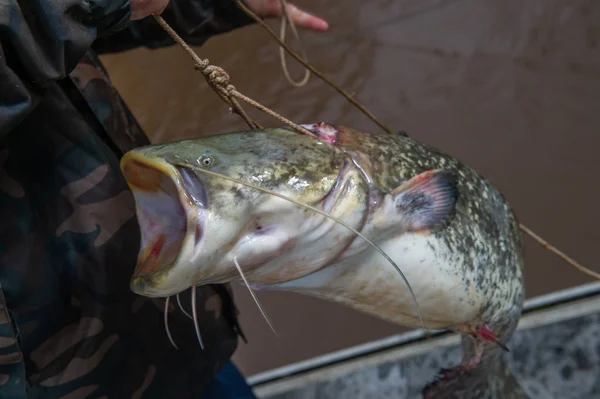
[123,123,524,339]
[300,123,527,398]
[298,123,525,339]
[121,122,526,396]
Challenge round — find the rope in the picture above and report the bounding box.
[519,223,600,280]
[153,14,317,138]
[278,0,311,87]
[232,0,395,135]
[151,9,599,283]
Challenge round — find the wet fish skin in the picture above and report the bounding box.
[120,123,524,347]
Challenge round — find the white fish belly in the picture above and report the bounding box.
[273,232,485,330]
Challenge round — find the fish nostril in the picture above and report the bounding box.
[177,166,208,208]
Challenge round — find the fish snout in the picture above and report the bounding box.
[121,153,200,295]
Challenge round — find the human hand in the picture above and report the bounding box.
[242,0,329,31]
[130,0,329,32]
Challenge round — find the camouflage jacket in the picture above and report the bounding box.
[0,1,253,397]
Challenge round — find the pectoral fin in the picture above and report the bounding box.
[393,169,459,232]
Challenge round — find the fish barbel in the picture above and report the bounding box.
[120,123,526,394]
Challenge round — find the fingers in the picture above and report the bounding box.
[243,0,329,32]
[129,0,329,32]
[284,3,329,32]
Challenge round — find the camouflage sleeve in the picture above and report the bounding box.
[0,0,132,137]
[92,0,255,54]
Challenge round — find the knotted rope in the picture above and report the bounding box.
[153,15,317,138]
[277,0,311,87]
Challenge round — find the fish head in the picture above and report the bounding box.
[120,128,346,297]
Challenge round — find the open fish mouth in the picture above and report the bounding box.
[121,153,195,293]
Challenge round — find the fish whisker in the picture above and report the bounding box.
[164,296,179,349]
[191,286,205,350]
[177,292,193,319]
[182,164,426,333]
[234,256,278,336]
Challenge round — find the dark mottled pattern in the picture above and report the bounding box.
[264,310,600,399]
[289,124,526,396]
[135,124,527,396]
[337,125,525,397]
[124,129,376,295]
[332,125,525,332]
[0,0,256,396]
[132,128,348,224]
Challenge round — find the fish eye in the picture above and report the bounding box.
[200,155,214,167]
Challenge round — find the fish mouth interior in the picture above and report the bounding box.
[122,158,188,282]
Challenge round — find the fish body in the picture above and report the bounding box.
[120,123,525,350]
[269,124,525,337]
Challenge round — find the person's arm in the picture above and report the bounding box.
[0,0,133,137]
[92,0,256,54]
[92,0,329,54]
